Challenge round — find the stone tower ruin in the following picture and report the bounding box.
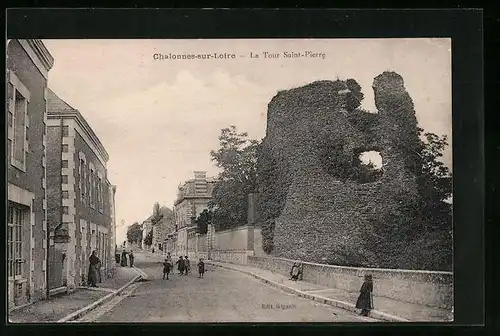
[257,72,424,267]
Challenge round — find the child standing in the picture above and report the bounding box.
[197,258,205,278]
[356,274,374,316]
[289,262,300,281]
[162,259,172,280]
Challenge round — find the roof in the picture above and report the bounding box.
[46,88,110,162]
[143,206,173,224]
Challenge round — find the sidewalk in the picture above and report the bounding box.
[95,265,139,290]
[208,261,453,323]
[8,265,140,323]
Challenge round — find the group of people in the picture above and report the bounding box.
[115,250,135,267]
[289,261,374,317]
[161,253,206,279]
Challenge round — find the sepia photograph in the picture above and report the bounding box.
[7,37,453,323]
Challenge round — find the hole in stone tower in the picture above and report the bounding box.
[359,151,382,169]
[356,151,383,183]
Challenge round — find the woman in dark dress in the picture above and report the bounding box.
[115,245,121,264]
[175,256,185,275]
[120,250,127,267]
[356,274,374,316]
[88,251,101,287]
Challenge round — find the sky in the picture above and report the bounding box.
[42,38,452,244]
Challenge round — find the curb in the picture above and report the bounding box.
[57,271,143,323]
[208,261,409,323]
[133,266,149,280]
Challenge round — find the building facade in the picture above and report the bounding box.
[168,171,216,255]
[46,89,114,290]
[141,217,152,251]
[152,206,174,253]
[7,39,54,308]
[140,206,173,252]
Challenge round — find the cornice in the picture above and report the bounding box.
[29,40,55,71]
[174,195,213,206]
[16,39,54,80]
[48,110,109,163]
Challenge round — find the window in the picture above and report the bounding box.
[8,139,12,165]
[103,234,107,265]
[62,206,69,214]
[62,160,69,168]
[79,159,85,204]
[62,126,69,137]
[62,175,68,184]
[90,170,94,207]
[8,72,30,171]
[62,191,69,199]
[13,91,27,165]
[8,203,27,279]
[98,177,103,212]
[8,82,14,107]
[62,144,69,153]
[84,165,88,204]
[8,111,13,127]
[87,167,91,205]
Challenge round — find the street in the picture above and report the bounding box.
[89,253,376,323]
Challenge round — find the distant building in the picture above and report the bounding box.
[169,171,216,255]
[141,217,152,251]
[46,89,115,290]
[152,207,174,253]
[7,39,54,309]
[141,206,173,253]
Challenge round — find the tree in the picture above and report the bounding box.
[417,132,453,231]
[195,209,213,234]
[345,78,364,112]
[151,202,164,226]
[144,229,153,247]
[126,222,142,245]
[209,125,261,230]
[362,131,453,270]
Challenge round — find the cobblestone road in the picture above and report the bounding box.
[91,254,376,323]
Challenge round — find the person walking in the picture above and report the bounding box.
[165,252,172,265]
[197,258,205,278]
[120,250,127,267]
[175,256,185,275]
[115,245,121,265]
[184,256,191,275]
[87,251,101,287]
[129,251,135,267]
[162,258,172,280]
[356,274,374,316]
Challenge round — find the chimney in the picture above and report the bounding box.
[193,171,208,196]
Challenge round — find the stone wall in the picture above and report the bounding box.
[197,234,207,252]
[212,225,252,251]
[248,256,453,310]
[188,225,256,264]
[253,227,265,257]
